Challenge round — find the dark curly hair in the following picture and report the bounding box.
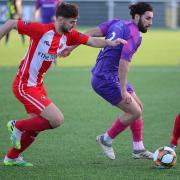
[56,2,79,18]
[129,2,153,19]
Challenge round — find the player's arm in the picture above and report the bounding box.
[60,35,127,57]
[86,37,127,48]
[34,0,41,20]
[15,0,22,18]
[0,20,18,40]
[60,27,104,57]
[84,27,104,37]
[118,59,132,104]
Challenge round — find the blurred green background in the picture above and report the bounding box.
[1,29,180,67]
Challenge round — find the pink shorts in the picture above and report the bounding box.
[12,78,52,115]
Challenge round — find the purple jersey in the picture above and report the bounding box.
[92,19,142,78]
[36,0,59,24]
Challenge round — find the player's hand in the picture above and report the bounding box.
[58,46,73,58]
[121,90,132,104]
[109,38,127,46]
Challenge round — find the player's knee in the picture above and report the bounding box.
[53,114,64,128]
[132,109,142,120]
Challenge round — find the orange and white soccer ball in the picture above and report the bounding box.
[153,146,177,168]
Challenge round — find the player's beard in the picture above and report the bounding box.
[138,17,148,33]
[61,22,72,33]
[61,26,69,33]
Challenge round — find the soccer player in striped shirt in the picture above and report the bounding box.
[0,2,126,166]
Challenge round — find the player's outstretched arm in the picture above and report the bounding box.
[86,37,127,48]
[60,36,127,57]
[84,27,103,37]
[60,27,104,57]
[0,20,18,40]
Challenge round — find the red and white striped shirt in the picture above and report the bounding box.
[17,20,89,87]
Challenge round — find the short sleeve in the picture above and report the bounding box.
[17,20,46,39]
[67,30,89,45]
[99,19,119,36]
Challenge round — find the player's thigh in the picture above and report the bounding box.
[13,84,51,115]
[91,75,135,107]
[91,76,122,106]
[130,91,143,110]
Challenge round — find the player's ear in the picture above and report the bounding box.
[56,16,63,25]
[134,14,140,22]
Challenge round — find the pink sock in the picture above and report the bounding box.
[107,118,128,139]
[16,116,52,132]
[130,119,143,142]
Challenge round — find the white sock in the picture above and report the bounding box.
[133,141,145,150]
[103,132,113,144]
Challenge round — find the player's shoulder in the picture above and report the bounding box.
[65,29,82,37]
[110,19,129,29]
[44,23,55,31]
[19,20,53,29]
[31,22,56,35]
[35,22,55,33]
[68,29,78,34]
[124,21,139,35]
[125,21,138,30]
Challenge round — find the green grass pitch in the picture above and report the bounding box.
[0,29,180,179]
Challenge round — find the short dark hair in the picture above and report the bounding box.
[56,2,79,18]
[129,2,153,19]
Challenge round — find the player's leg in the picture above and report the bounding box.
[92,76,142,159]
[4,103,64,166]
[129,92,153,159]
[96,96,142,160]
[106,95,142,141]
[4,130,37,166]
[170,114,180,149]
[15,103,64,132]
[4,114,38,166]
[6,84,63,153]
[9,103,64,152]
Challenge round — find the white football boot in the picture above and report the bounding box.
[96,135,115,160]
[132,149,153,159]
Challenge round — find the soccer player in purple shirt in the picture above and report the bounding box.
[85,2,154,160]
[61,2,154,160]
[34,0,62,24]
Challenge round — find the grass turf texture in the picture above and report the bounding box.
[0,29,180,179]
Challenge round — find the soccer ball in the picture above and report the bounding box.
[153,146,177,168]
